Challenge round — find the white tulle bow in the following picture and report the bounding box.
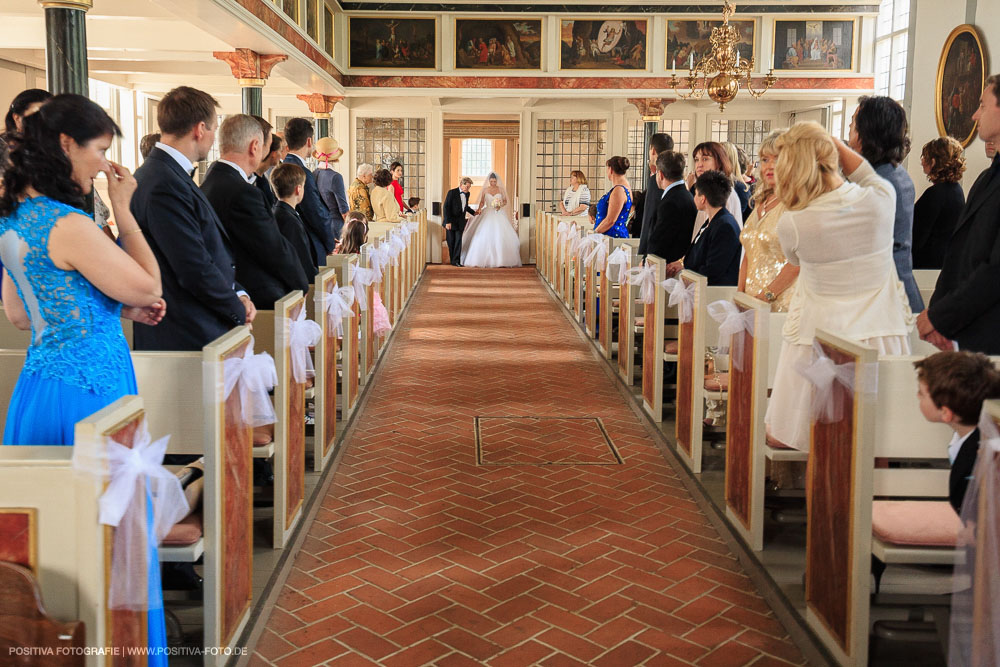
[385,233,407,265]
[403,220,420,235]
[351,266,377,311]
[662,278,696,323]
[317,285,355,338]
[223,340,277,427]
[556,221,570,244]
[367,246,390,283]
[795,341,858,423]
[577,236,607,269]
[707,300,755,370]
[626,265,659,305]
[395,227,412,247]
[73,422,190,611]
[606,246,630,284]
[287,308,322,384]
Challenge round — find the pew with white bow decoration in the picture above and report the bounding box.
[367,245,390,284]
[316,283,356,339]
[662,277,696,323]
[285,307,322,384]
[708,300,756,372]
[580,235,608,270]
[223,338,277,427]
[795,339,875,423]
[351,265,377,312]
[606,246,630,285]
[626,265,659,305]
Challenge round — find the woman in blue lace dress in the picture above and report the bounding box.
[594,155,632,238]
[0,94,164,446]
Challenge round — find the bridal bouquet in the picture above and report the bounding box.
[491,197,503,211]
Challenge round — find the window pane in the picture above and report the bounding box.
[356,117,426,204]
[461,139,492,178]
[893,0,910,32]
[877,0,893,36]
[891,32,908,100]
[874,38,891,96]
[535,119,607,214]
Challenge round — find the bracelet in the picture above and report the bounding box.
[119,227,143,237]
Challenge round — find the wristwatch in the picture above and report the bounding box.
[764,290,776,302]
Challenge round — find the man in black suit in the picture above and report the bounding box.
[283,117,334,265]
[443,176,476,266]
[647,150,697,263]
[673,170,740,286]
[131,86,252,351]
[253,119,281,211]
[201,114,309,310]
[637,132,674,256]
[919,76,1000,354]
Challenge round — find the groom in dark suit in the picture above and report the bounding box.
[443,176,476,266]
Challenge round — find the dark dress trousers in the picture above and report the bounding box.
[443,187,476,265]
[950,428,980,513]
[637,169,661,255]
[283,154,334,265]
[683,209,741,286]
[274,201,318,282]
[315,169,350,241]
[647,183,697,263]
[912,181,965,269]
[130,147,246,351]
[254,173,278,211]
[874,162,923,313]
[928,159,1000,354]
[201,161,310,310]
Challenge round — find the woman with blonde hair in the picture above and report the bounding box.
[913,136,966,269]
[723,142,751,218]
[738,129,798,312]
[558,169,591,216]
[764,121,913,451]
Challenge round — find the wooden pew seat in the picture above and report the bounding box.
[0,561,85,664]
[871,500,961,565]
[664,340,678,355]
[704,373,729,391]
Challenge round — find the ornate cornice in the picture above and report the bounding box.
[38,0,92,10]
[343,75,877,92]
[628,98,674,120]
[296,93,345,117]
[214,49,288,86]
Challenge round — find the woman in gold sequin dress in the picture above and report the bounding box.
[739,129,799,312]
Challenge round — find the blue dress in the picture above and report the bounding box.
[0,196,136,445]
[0,197,167,664]
[595,184,632,238]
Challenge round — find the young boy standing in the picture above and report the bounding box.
[271,163,318,279]
[914,351,1000,512]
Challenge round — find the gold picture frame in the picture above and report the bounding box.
[560,18,649,71]
[455,18,543,70]
[772,18,856,72]
[935,24,987,148]
[348,16,439,70]
[666,18,757,72]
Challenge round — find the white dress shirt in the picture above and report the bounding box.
[217,159,255,184]
[154,141,195,175]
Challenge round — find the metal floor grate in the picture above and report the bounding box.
[474,416,623,466]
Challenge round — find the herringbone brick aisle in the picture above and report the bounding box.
[250,266,807,667]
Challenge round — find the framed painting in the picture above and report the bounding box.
[936,25,987,147]
[772,19,855,71]
[455,19,542,70]
[560,19,647,71]
[349,17,437,69]
[666,19,755,70]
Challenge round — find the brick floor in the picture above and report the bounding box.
[250,266,807,666]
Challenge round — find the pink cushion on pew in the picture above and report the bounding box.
[664,340,678,355]
[635,317,644,328]
[871,500,961,548]
[704,373,729,391]
[162,513,203,547]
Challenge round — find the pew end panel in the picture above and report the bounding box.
[359,242,376,382]
[584,234,605,338]
[313,269,340,472]
[573,235,585,323]
[675,271,708,474]
[804,331,878,667]
[616,240,640,384]
[641,255,667,423]
[273,292,307,549]
[327,255,360,416]
[724,294,771,552]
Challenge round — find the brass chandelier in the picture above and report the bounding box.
[668,1,777,111]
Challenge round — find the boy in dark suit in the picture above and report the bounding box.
[647,150,697,263]
[914,351,1000,512]
[271,163,318,280]
[671,170,740,286]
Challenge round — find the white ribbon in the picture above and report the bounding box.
[223,340,277,427]
[351,266,377,311]
[581,237,608,269]
[368,246,390,283]
[317,285,356,338]
[556,221,570,244]
[286,308,322,384]
[606,246,630,284]
[707,300,756,371]
[795,341,858,424]
[73,422,189,611]
[395,227,412,248]
[662,278,696,323]
[403,220,420,236]
[626,265,659,305]
[385,233,407,266]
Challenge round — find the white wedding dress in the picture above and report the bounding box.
[461,192,522,268]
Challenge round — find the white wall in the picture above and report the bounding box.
[0,58,45,116]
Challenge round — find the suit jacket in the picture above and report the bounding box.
[201,161,309,310]
[283,154,334,264]
[950,428,980,513]
[273,201,318,282]
[684,209,741,286]
[637,169,661,255]
[315,168,350,229]
[254,173,277,211]
[444,187,476,232]
[928,160,1000,353]
[131,147,246,351]
[873,162,923,313]
[647,183,697,263]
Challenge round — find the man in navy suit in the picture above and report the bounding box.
[672,170,741,286]
[646,150,697,263]
[282,117,334,265]
[131,86,252,351]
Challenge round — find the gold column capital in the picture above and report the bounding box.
[39,0,93,9]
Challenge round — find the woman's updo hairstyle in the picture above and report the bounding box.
[606,155,630,175]
[0,93,120,217]
[373,168,393,188]
[921,136,966,184]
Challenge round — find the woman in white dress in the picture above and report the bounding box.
[461,172,522,268]
[764,121,913,451]
[558,170,591,216]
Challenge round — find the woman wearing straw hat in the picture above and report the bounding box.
[313,136,350,240]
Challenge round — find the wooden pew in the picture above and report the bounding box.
[0,308,134,350]
[562,222,580,307]
[615,239,641,384]
[583,233,608,339]
[0,561,85,665]
[312,268,348,472]
[358,240,378,378]
[327,254,360,418]
[597,237,629,360]
[573,231,586,323]
[641,255,668,421]
[535,210,546,282]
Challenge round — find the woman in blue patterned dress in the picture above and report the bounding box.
[594,155,632,238]
[0,94,164,446]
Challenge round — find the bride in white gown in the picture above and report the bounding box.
[461,172,522,268]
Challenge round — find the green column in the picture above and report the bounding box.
[40,0,92,96]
